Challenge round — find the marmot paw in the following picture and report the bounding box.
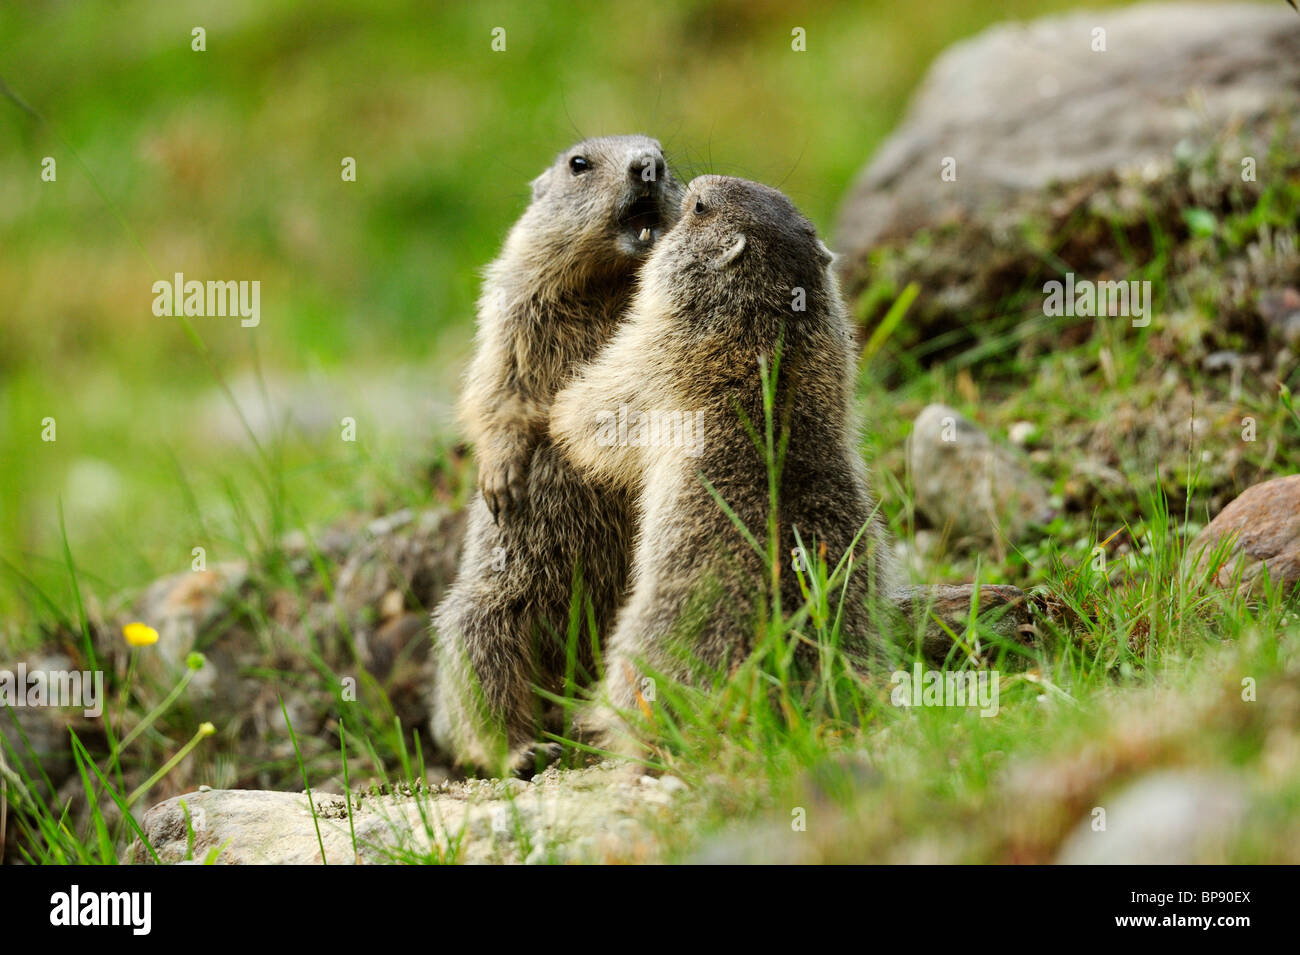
[513,742,564,779]
[479,453,529,524]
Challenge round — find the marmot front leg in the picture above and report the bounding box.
[550,327,661,490]
[459,318,546,523]
[475,427,535,523]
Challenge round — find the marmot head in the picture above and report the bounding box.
[517,135,684,280]
[644,175,836,332]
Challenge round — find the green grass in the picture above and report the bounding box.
[5,302,1298,861]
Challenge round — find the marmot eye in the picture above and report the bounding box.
[694,198,706,214]
[569,156,591,174]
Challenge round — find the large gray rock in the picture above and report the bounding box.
[833,3,1300,361]
[837,2,1300,260]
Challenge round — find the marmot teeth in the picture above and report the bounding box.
[639,227,652,242]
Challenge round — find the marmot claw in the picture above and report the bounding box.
[480,453,528,523]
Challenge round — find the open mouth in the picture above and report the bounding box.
[620,193,663,247]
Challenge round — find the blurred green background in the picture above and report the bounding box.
[0,0,1134,622]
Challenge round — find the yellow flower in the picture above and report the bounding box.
[123,622,160,647]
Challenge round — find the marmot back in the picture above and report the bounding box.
[550,174,897,750]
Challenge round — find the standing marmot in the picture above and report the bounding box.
[432,136,683,774]
[550,175,896,750]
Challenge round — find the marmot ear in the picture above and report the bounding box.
[711,233,747,270]
[530,171,550,201]
[816,240,835,268]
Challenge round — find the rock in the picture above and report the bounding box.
[1201,350,1246,373]
[125,562,248,698]
[907,404,1053,546]
[890,584,1036,662]
[690,822,813,865]
[1007,421,1036,447]
[1187,474,1300,596]
[833,2,1300,358]
[1,652,119,861]
[68,506,468,805]
[691,754,878,864]
[333,508,463,671]
[138,789,359,865]
[1055,770,1250,864]
[1258,287,1300,347]
[659,775,687,795]
[0,653,85,826]
[136,765,697,864]
[837,3,1300,259]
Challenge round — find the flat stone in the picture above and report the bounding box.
[136,765,697,865]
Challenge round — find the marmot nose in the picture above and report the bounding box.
[629,153,666,187]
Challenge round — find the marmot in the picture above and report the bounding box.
[431,135,683,774]
[549,174,897,750]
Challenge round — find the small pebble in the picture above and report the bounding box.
[659,775,687,795]
[1008,421,1036,446]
